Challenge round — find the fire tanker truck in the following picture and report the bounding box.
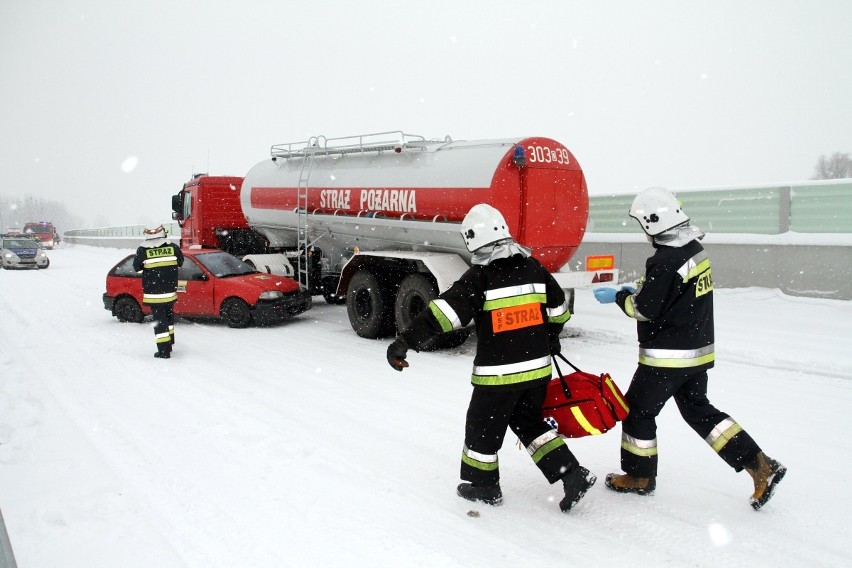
[171,131,616,346]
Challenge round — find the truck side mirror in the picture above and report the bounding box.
[171,193,184,220]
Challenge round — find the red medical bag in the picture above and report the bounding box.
[541,354,630,438]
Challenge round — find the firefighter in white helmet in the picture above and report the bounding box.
[594,187,786,509]
[132,225,184,358]
[387,203,597,512]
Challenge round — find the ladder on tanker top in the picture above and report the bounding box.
[270,131,440,292]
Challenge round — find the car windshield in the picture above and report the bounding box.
[3,239,39,248]
[193,252,256,277]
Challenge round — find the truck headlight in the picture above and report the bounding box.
[258,291,284,300]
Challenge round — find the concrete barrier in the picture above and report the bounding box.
[64,226,852,300]
[578,234,852,300]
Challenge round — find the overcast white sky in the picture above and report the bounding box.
[1,0,850,228]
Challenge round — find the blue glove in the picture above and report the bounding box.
[593,287,618,304]
[620,285,637,294]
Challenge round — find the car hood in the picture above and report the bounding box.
[223,273,302,294]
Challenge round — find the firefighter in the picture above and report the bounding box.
[386,204,596,512]
[594,187,786,510]
[132,225,184,359]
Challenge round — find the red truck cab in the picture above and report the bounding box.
[23,222,59,249]
[172,175,267,256]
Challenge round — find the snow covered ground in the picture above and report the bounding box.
[1,244,850,567]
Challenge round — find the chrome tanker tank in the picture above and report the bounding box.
[239,132,588,273]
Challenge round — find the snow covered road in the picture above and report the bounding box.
[1,245,850,567]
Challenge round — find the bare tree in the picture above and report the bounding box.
[812,152,852,179]
[0,193,84,234]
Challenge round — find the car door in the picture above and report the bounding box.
[175,256,216,316]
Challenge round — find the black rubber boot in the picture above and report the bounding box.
[560,466,597,512]
[457,482,503,506]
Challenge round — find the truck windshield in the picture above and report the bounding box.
[193,252,256,278]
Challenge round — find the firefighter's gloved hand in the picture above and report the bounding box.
[620,285,637,294]
[550,336,562,355]
[593,287,618,304]
[387,337,410,372]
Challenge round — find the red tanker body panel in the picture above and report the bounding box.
[240,136,588,272]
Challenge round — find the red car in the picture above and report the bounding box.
[103,248,311,327]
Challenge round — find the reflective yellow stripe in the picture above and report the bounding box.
[624,295,636,318]
[472,356,552,386]
[677,252,710,283]
[604,376,630,415]
[547,301,571,324]
[531,436,565,463]
[143,259,178,269]
[706,418,743,452]
[483,293,547,311]
[471,364,552,386]
[639,352,715,368]
[484,283,546,300]
[144,292,177,304]
[571,407,602,435]
[638,345,715,368]
[429,299,461,332]
[621,433,657,457]
[461,447,498,471]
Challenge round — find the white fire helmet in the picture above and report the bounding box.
[461,204,512,252]
[143,225,166,239]
[628,187,690,236]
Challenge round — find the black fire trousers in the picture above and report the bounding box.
[149,302,175,355]
[462,384,578,486]
[621,365,761,479]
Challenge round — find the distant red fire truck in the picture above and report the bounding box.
[23,221,59,249]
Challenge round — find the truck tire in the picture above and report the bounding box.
[394,273,470,351]
[346,269,395,338]
[114,296,144,323]
[221,297,252,328]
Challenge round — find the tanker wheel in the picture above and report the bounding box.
[322,275,347,305]
[114,296,144,323]
[394,273,471,351]
[346,269,395,338]
[221,297,252,328]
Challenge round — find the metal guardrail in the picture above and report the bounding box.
[63,222,180,248]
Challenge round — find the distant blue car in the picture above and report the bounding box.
[0,236,50,269]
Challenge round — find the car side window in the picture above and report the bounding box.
[112,256,140,277]
[179,259,206,281]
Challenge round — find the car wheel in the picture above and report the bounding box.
[38,258,50,269]
[346,269,395,338]
[114,296,144,323]
[394,273,470,351]
[221,297,252,328]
